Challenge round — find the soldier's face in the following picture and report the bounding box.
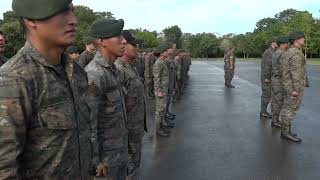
[29,4,77,47]
[124,44,137,60]
[296,38,305,46]
[69,52,79,60]
[103,35,127,57]
[0,34,5,53]
[86,43,95,53]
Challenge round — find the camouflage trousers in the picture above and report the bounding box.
[174,80,183,100]
[127,131,144,175]
[155,96,167,130]
[281,92,304,126]
[166,89,173,114]
[94,165,127,180]
[271,78,284,118]
[224,64,234,85]
[145,80,154,98]
[261,81,271,108]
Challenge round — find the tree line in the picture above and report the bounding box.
[1,6,319,58]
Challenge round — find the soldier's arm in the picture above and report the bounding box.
[153,62,163,94]
[265,53,273,80]
[176,58,182,80]
[0,76,31,179]
[144,58,151,81]
[290,55,304,93]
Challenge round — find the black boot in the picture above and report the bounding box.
[281,124,301,143]
[260,103,272,118]
[271,115,282,128]
[162,121,174,128]
[166,113,175,120]
[168,112,176,117]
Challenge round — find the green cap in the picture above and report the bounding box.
[12,0,71,20]
[276,36,289,44]
[90,18,124,39]
[288,31,305,40]
[153,43,171,54]
[65,45,78,54]
[121,30,138,46]
[83,36,96,45]
[268,37,277,44]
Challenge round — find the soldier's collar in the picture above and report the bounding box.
[95,51,112,68]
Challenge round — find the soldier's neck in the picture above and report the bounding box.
[100,49,117,65]
[121,56,132,64]
[26,37,63,65]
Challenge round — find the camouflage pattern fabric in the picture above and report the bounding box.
[78,50,96,68]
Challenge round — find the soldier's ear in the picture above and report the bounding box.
[24,19,37,30]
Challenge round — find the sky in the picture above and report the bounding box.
[0,0,319,35]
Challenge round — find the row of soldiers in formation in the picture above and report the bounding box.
[0,0,191,180]
[260,32,308,143]
[223,31,308,143]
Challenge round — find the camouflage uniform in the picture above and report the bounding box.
[173,55,183,99]
[261,47,275,114]
[115,58,147,175]
[85,52,128,180]
[0,42,92,179]
[132,56,145,80]
[144,55,155,98]
[165,57,176,115]
[280,46,306,129]
[0,54,8,66]
[224,50,235,86]
[78,50,96,68]
[271,48,286,122]
[153,58,169,131]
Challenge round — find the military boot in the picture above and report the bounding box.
[260,103,272,118]
[271,115,282,128]
[280,123,301,143]
[162,120,174,128]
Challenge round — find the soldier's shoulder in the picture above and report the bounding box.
[114,59,125,70]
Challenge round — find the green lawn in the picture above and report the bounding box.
[307,59,320,65]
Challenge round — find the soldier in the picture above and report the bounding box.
[153,43,172,137]
[85,18,129,179]
[115,30,147,180]
[0,0,94,179]
[144,48,155,99]
[65,45,80,61]
[224,47,236,88]
[165,43,177,123]
[0,30,8,66]
[172,49,184,101]
[280,31,307,143]
[270,36,289,128]
[132,51,145,80]
[260,38,277,118]
[78,36,96,68]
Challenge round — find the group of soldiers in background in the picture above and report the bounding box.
[260,31,308,143]
[0,1,191,179]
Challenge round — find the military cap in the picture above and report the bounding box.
[276,36,289,44]
[288,31,305,40]
[268,37,277,44]
[90,18,124,39]
[83,36,96,45]
[65,45,78,54]
[121,30,138,46]
[12,0,71,20]
[153,43,171,54]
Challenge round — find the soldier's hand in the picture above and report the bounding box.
[96,163,107,177]
[264,79,271,83]
[291,91,300,97]
[156,91,165,97]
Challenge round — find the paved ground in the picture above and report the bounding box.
[138,60,320,180]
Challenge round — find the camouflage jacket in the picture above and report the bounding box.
[281,46,306,94]
[78,50,95,68]
[132,57,145,80]
[0,54,8,67]
[174,56,182,81]
[224,51,235,64]
[165,57,176,90]
[153,58,169,94]
[271,48,286,78]
[0,42,91,179]
[85,51,128,168]
[261,47,275,81]
[144,55,155,83]
[115,58,147,133]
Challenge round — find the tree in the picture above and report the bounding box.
[162,25,183,48]
[131,29,160,49]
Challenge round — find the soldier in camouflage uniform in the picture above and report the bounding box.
[85,19,129,179]
[78,36,96,68]
[173,49,184,101]
[280,31,307,143]
[0,0,94,179]
[224,47,236,88]
[153,43,172,137]
[270,36,289,129]
[144,48,155,99]
[0,30,8,66]
[260,38,277,118]
[65,45,80,61]
[132,51,145,80]
[115,30,147,180]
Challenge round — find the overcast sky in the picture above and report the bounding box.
[1,0,319,35]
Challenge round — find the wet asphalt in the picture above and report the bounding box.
[138,60,320,180]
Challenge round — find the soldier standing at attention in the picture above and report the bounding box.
[0,0,94,178]
[153,43,172,137]
[115,30,147,180]
[260,38,277,118]
[0,30,8,66]
[85,18,129,179]
[270,36,289,129]
[280,31,307,143]
[144,48,155,99]
[224,47,236,88]
[78,36,96,68]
